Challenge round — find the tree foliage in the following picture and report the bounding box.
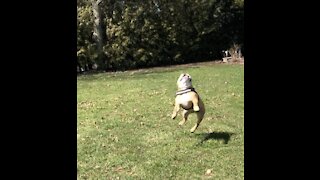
[77,0,244,71]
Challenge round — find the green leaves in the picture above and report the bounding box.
[77,0,243,71]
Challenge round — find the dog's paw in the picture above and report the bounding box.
[190,125,198,133]
[178,120,185,126]
[193,105,200,112]
[171,114,177,119]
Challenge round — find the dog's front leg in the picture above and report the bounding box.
[192,97,200,112]
[171,99,180,119]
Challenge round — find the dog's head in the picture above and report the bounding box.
[177,73,193,90]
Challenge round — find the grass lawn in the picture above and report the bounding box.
[77,62,244,179]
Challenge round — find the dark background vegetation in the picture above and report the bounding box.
[77,0,244,71]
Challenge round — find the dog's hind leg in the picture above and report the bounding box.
[179,110,191,125]
[190,110,204,133]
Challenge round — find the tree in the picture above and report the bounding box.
[90,0,108,70]
[77,0,244,71]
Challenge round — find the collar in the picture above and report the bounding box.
[176,87,196,96]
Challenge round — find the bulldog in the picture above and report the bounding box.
[171,73,205,133]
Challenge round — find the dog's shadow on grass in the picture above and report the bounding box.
[194,132,234,145]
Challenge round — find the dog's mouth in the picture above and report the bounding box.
[180,74,191,82]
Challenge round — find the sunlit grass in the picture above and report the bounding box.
[77,63,244,179]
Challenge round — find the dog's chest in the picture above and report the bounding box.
[181,100,191,107]
[177,94,193,110]
[180,101,193,110]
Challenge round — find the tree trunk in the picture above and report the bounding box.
[91,0,107,70]
[77,59,82,73]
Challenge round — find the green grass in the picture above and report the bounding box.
[77,63,244,179]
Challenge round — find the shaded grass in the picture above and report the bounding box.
[77,63,244,179]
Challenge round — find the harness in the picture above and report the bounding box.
[176,87,197,96]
